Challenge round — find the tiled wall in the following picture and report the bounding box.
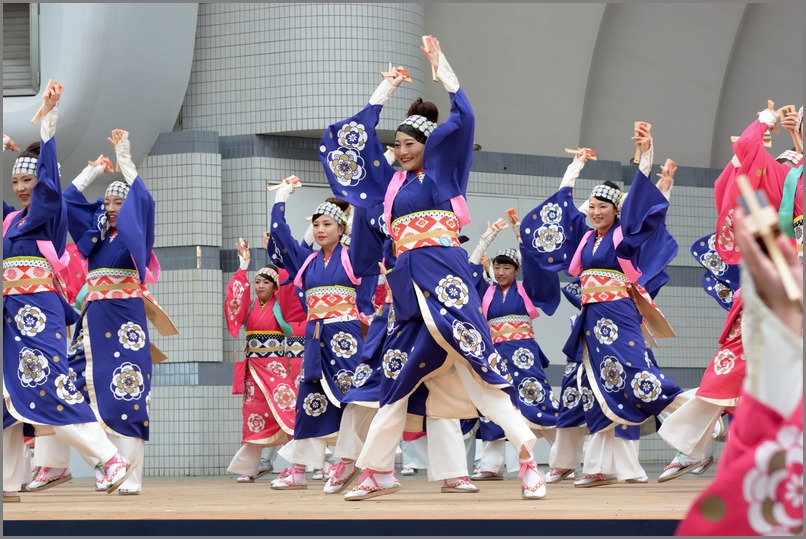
[133,4,733,476]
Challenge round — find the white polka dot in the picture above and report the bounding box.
[537,412,542,417]
[359,193,367,199]
[331,360,336,365]
[264,412,269,417]
[15,336,21,342]
[563,253,567,259]
[472,272,478,277]
[29,402,36,409]
[121,414,128,420]
[514,372,519,377]
[439,308,447,316]
[370,218,375,225]
[524,228,531,235]
[273,223,278,229]
[617,405,623,410]
[298,292,303,297]
[319,145,326,152]
[596,347,600,353]
[563,201,568,207]
[114,352,120,358]
[269,377,275,382]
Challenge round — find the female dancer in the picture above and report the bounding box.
[520,126,686,487]
[225,241,297,483]
[267,181,367,490]
[319,36,544,501]
[466,223,561,480]
[3,89,136,502]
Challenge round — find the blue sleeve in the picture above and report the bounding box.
[19,136,68,255]
[467,261,490,298]
[617,169,672,261]
[348,204,386,277]
[63,184,104,256]
[356,274,379,316]
[520,247,561,316]
[520,187,589,273]
[116,176,156,282]
[423,88,475,203]
[269,201,314,280]
[4,201,16,218]
[319,103,397,209]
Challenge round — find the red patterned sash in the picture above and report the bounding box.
[85,268,142,302]
[3,257,56,296]
[391,210,461,256]
[305,285,358,322]
[580,269,631,305]
[488,314,535,344]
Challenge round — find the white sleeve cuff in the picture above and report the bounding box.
[71,164,105,192]
[560,160,585,189]
[303,223,314,246]
[384,148,396,166]
[731,154,741,168]
[576,198,589,213]
[638,141,654,177]
[238,257,250,271]
[114,137,138,185]
[468,233,494,264]
[40,104,58,142]
[741,267,804,416]
[758,109,777,129]
[368,79,397,106]
[436,52,460,93]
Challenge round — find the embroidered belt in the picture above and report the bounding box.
[305,285,358,322]
[391,210,461,256]
[85,268,142,302]
[285,336,305,358]
[488,314,534,344]
[580,269,631,305]
[2,257,56,296]
[244,330,286,358]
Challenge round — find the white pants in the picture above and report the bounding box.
[277,436,330,468]
[549,426,587,470]
[424,418,469,481]
[228,442,265,476]
[3,424,31,491]
[333,404,378,462]
[357,362,536,472]
[581,428,646,480]
[657,395,724,459]
[109,434,144,491]
[400,436,428,469]
[478,439,506,474]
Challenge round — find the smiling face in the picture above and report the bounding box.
[313,214,344,251]
[394,131,425,172]
[254,274,276,303]
[493,262,518,289]
[104,196,125,228]
[588,198,618,234]
[12,173,37,209]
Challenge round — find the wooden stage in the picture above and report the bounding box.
[2,469,710,536]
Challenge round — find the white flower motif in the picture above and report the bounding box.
[353,363,372,387]
[713,349,736,375]
[118,322,146,351]
[631,371,662,402]
[512,347,535,370]
[303,393,328,417]
[18,347,49,387]
[110,362,145,401]
[382,349,408,380]
[594,318,619,345]
[435,275,469,309]
[488,352,512,382]
[581,387,594,412]
[67,331,84,356]
[330,332,358,359]
[273,383,296,412]
[247,413,265,433]
[54,369,84,405]
[532,223,565,253]
[565,282,582,300]
[518,377,545,406]
[327,148,366,187]
[540,203,563,224]
[743,425,803,535]
[386,304,397,335]
[699,250,728,276]
[266,361,288,378]
[451,320,485,358]
[713,282,734,304]
[562,387,580,409]
[243,380,255,404]
[599,356,626,393]
[337,121,368,150]
[333,369,354,395]
[15,304,47,337]
[563,362,577,377]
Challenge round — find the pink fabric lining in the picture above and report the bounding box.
[293,248,361,290]
[383,171,472,231]
[3,210,68,272]
[568,226,641,282]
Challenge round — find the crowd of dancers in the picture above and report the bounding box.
[4,35,802,533]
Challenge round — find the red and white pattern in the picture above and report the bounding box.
[488,315,535,344]
[390,210,461,255]
[3,259,56,296]
[580,270,631,305]
[85,269,141,302]
[305,286,358,322]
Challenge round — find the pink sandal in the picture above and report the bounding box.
[344,469,401,501]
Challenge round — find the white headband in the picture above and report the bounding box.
[590,184,621,207]
[105,181,130,200]
[256,266,279,284]
[312,202,347,227]
[398,115,437,139]
[494,248,521,267]
[12,156,37,176]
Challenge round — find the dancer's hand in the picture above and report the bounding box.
[421,35,441,70]
[41,81,63,117]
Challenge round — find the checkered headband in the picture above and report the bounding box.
[12,156,37,175]
[256,265,279,285]
[105,181,130,200]
[590,184,621,207]
[311,201,347,227]
[776,149,803,166]
[494,248,521,268]
[398,115,437,139]
[340,233,351,247]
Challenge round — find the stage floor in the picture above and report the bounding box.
[3,468,710,536]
